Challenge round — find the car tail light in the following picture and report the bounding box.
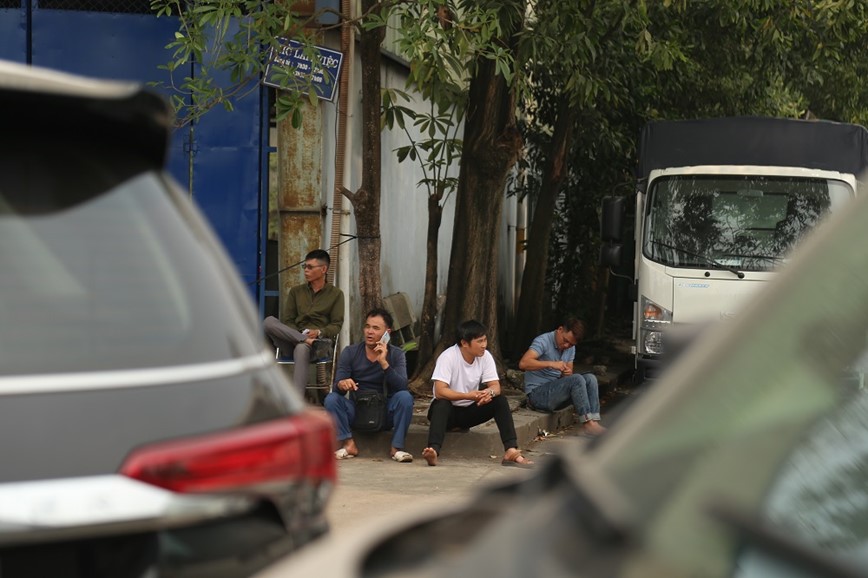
[119,410,336,493]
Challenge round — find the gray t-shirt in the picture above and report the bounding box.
[523,331,575,392]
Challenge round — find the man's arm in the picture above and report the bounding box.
[332,346,357,392]
[482,380,501,396]
[519,348,570,374]
[434,379,492,405]
[283,286,301,331]
[320,289,345,340]
[382,347,408,393]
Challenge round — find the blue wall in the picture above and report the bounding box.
[0,0,267,308]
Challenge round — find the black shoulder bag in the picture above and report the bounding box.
[351,350,389,432]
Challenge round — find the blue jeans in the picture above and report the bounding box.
[526,373,601,422]
[324,390,414,450]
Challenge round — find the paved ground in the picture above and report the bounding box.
[323,358,638,539]
[325,422,593,538]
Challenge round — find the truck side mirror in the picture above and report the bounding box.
[601,196,625,242]
[600,243,622,267]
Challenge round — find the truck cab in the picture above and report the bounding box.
[602,117,868,383]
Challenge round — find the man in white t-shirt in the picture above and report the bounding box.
[422,320,533,468]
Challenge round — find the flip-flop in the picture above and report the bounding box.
[501,450,534,469]
[334,448,355,460]
[501,458,534,469]
[391,450,413,463]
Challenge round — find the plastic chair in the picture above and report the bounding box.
[275,338,339,405]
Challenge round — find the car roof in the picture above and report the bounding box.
[0,59,172,166]
[0,59,142,98]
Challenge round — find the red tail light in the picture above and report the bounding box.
[119,410,336,493]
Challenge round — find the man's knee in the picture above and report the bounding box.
[491,395,510,410]
[393,390,413,409]
[263,316,280,334]
[427,398,452,419]
[293,342,310,361]
[323,392,342,411]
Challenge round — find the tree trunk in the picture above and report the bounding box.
[342,0,385,317]
[412,189,443,381]
[410,49,524,391]
[511,95,574,355]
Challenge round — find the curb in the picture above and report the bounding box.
[350,400,576,458]
[335,365,628,459]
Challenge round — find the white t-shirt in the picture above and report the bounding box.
[432,344,499,407]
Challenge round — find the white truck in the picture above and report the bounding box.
[600,116,868,383]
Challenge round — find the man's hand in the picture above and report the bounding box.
[374,340,389,369]
[474,389,497,406]
[552,360,571,375]
[337,378,358,392]
[306,329,321,339]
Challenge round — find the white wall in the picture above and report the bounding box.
[315,40,523,344]
[318,49,458,340]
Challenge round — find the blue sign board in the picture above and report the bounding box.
[264,38,344,102]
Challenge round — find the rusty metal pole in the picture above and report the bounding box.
[276,99,324,319]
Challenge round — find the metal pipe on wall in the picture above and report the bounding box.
[331,0,353,350]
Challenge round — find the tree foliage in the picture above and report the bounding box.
[153,0,868,375]
[511,0,868,354]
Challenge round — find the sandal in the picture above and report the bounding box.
[391,450,413,463]
[501,449,534,469]
[334,448,356,460]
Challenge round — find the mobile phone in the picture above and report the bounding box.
[380,332,391,345]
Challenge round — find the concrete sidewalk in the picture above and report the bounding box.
[350,396,577,457]
[346,367,626,458]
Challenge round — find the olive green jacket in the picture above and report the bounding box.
[283,282,344,339]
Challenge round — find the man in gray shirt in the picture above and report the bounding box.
[518,317,605,437]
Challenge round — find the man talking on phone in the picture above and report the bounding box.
[323,308,414,463]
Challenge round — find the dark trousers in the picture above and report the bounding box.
[426,397,518,455]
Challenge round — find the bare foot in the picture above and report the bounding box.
[422,447,438,466]
[581,420,607,436]
[343,439,359,457]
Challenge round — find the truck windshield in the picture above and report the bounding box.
[644,175,853,271]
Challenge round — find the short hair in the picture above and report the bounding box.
[366,307,393,329]
[559,316,586,340]
[305,249,330,269]
[456,319,487,345]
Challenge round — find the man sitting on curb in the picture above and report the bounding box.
[323,308,414,463]
[422,319,533,468]
[518,316,606,437]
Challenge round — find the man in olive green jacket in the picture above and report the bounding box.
[264,249,344,393]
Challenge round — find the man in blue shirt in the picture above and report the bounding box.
[518,317,605,436]
[323,308,414,462]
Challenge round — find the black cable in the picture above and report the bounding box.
[249,233,359,286]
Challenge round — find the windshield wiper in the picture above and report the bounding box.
[649,240,745,279]
[720,253,786,265]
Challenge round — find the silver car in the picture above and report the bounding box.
[0,60,335,577]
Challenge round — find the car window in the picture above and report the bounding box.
[0,136,262,374]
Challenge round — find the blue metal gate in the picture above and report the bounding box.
[0,0,268,311]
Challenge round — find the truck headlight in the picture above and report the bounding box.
[640,296,672,355]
